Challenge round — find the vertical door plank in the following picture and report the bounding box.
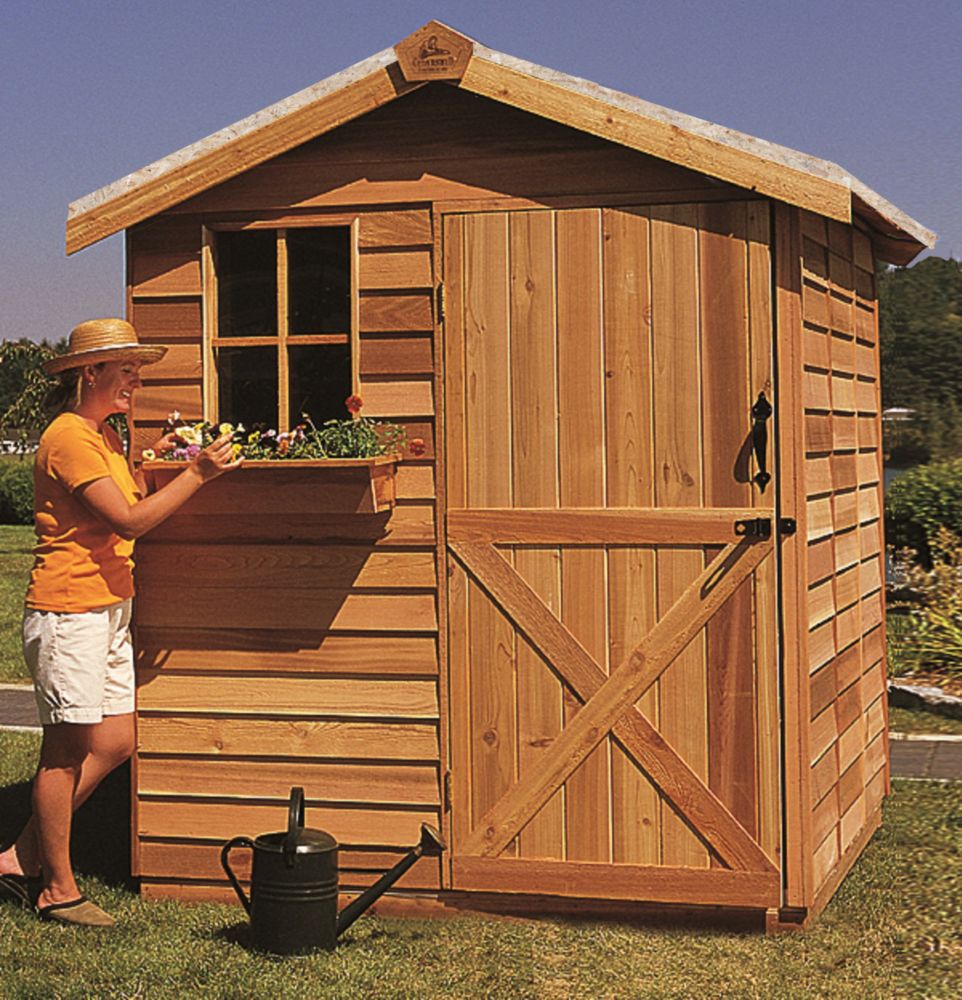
[747,203,781,865]
[651,204,710,868]
[443,216,472,850]
[699,203,758,849]
[557,208,611,863]
[463,214,518,852]
[603,207,662,865]
[509,210,565,859]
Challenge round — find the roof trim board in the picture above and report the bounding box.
[65,23,935,261]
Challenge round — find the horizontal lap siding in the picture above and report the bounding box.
[129,206,441,884]
[798,211,887,898]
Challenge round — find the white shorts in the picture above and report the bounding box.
[23,599,135,726]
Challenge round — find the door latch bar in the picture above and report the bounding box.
[734,517,772,539]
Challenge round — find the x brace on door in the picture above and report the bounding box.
[448,510,775,871]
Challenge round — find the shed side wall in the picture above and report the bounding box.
[797,210,888,902]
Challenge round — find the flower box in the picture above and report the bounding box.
[143,455,398,515]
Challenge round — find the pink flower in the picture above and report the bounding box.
[345,394,363,415]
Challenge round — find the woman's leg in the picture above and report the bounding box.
[0,713,135,905]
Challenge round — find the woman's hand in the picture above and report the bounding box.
[146,432,179,456]
[190,432,243,482]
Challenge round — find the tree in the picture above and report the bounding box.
[879,256,962,463]
[0,339,65,441]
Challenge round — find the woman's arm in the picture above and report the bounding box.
[77,433,240,540]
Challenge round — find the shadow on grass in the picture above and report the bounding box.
[0,761,134,891]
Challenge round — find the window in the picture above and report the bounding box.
[205,224,358,430]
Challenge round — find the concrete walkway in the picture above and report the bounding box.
[2,683,961,780]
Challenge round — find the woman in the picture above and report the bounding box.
[0,318,239,927]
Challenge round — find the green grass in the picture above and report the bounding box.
[890,706,962,736]
[0,524,32,683]
[1,730,960,999]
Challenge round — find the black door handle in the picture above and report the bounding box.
[751,391,772,492]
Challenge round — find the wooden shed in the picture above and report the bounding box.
[66,22,935,930]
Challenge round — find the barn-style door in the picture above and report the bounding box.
[441,205,781,909]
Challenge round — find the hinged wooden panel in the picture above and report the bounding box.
[441,205,778,906]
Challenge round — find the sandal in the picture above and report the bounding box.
[37,895,115,927]
[0,872,38,910]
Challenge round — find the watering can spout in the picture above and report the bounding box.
[335,823,445,937]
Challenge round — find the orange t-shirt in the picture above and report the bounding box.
[26,412,142,612]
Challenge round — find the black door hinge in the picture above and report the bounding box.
[443,770,452,812]
[734,517,772,539]
[778,517,797,536]
[436,283,445,324]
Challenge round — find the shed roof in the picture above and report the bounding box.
[66,21,936,264]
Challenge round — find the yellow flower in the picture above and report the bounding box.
[231,443,243,458]
[219,422,234,436]
[142,448,156,461]
[177,425,202,446]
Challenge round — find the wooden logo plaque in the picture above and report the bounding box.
[395,21,473,82]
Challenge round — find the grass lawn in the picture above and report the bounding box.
[0,524,32,683]
[889,706,962,736]
[0,731,960,999]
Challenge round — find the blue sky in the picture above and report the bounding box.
[2,0,958,342]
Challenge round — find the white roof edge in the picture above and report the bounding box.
[68,34,936,252]
[473,44,936,250]
[67,45,399,220]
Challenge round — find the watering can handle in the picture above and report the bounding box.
[220,836,255,915]
[283,786,305,867]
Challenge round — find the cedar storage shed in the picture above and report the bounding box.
[67,22,935,930]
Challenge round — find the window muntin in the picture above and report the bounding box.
[208,224,356,431]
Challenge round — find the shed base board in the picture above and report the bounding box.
[140,881,776,933]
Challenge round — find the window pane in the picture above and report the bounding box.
[217,231,276,338]
[288,228,351,334]
[217,346,277,427]
[289,345,352,426]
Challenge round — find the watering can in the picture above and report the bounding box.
[220,786,445,954]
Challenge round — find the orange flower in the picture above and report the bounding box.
[409,437,426,457]
[345,394,364,415]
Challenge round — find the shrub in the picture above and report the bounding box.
[888,528,962,677]
[0,460,34,525]
[885,457,962,560]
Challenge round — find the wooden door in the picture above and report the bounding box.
[442,205,781,909]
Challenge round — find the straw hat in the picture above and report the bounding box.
[43,318,168,375]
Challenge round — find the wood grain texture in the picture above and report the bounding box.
[446,508,764,544]
[449,541,775,873]
[556,208,610,863]
[460,539,771,858]
[651,203,709,868]
[603,206,661,865]
[137,672,439,718]
[359,249,432,289]
[138,798,437,847]
[139,840,440,888]
[460,58,850,223]
[452,857,779,907]
[508,209,564,860]
[138,716,438,760]
[462,213,517,852]
[137,757,439,805]
[135,630,438,675]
